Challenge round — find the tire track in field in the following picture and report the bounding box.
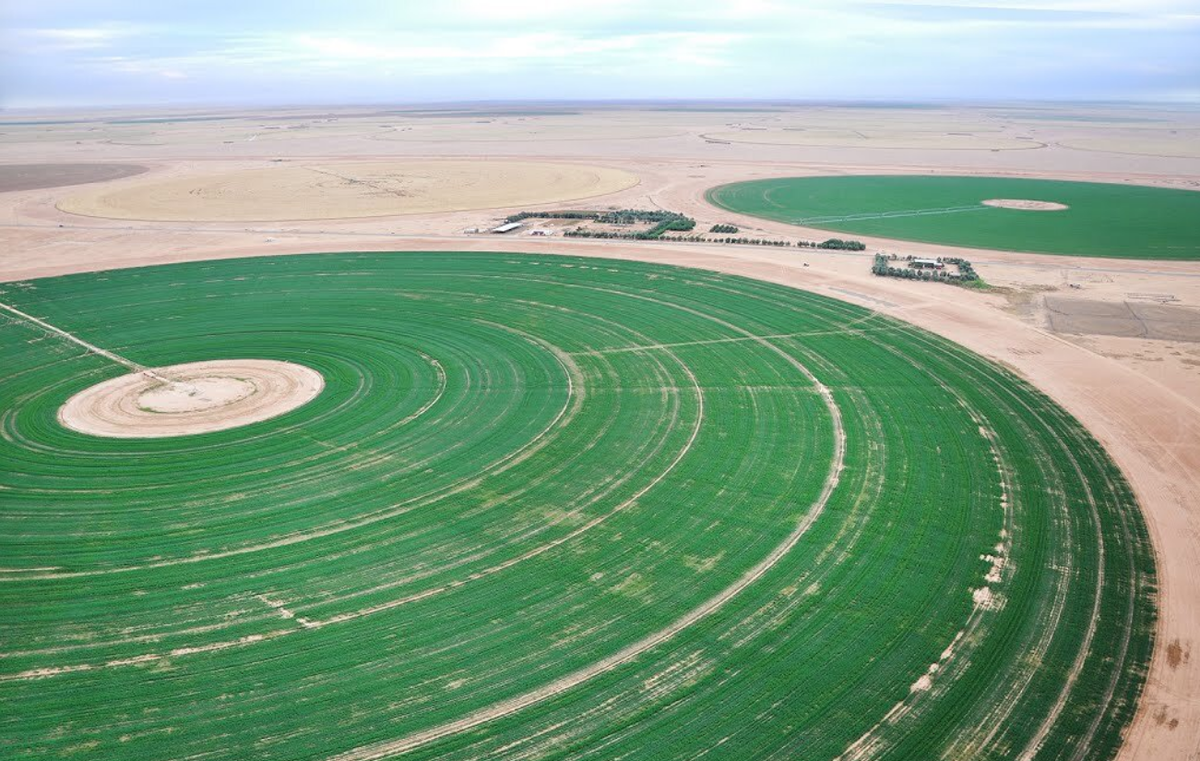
[306,322,702,629]
[920,340,1110,759]
[324,282,848,761]
[929,394,1077,758]
[570,315,893,357]
[784,203,993,226]
[874,331,1072,758]
[0,331,580,583]
[0,301,700,672]
[1021,402,1136,761]
[841,327,1124,759]
[0,299,170,382]
[0,289,646,659]
[835,334,1020,761]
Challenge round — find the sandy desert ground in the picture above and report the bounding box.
[1,102,1199,760]
[57,159,638,221]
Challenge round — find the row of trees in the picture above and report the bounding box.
[816,238,867,251]
[504,210,598,223]
[504,209,691,225]
[499,208,868,252]
[562,228,682,241]
[646,215,696,237]
[706,237,797,247]
[562,231,870,252]
[595,209,684,225]
[564,212,697,240]
[564,214,697,241]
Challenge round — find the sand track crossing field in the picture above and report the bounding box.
[0,252,1154,761]
[706,175,1200,260]
[56,160,639,222]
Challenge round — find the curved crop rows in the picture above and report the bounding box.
[0,252,1155,760]
[706,175,1200,260]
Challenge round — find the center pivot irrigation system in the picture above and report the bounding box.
[0,252,1154,761]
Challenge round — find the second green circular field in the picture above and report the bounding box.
[706,175,1200,260]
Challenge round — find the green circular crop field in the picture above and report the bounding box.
[0,252,1155,760]
[706,175,1200,260]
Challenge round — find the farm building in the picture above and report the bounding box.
[492,222,523,234]
[912,258,944,269]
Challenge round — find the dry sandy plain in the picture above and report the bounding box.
[2,102,1199,760]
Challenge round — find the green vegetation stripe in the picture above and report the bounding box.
[0,252,1154,760]
[706,175,1200,260]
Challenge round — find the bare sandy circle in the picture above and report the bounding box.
[138,376,257,413]
[56,160,640,222]
[59,359,323,438]
[981,198,1069,211]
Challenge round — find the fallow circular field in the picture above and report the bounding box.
[57,160,639,222]
[707,175,1200,259]
[0,162,147,193]
[0,252,1154,760]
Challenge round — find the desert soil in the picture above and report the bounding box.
[56,160,638,222]
[700,129,1040,151]
[2,102,1199,760]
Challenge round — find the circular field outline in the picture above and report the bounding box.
[0,252,1155,760]
[1055,132,1200,160]
[55,160,640,222]
[706,174,1200,260]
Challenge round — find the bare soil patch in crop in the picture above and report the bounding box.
[981,198,1069,211]
[59,359,323,437]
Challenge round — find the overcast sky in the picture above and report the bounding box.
[3,0,1198,109]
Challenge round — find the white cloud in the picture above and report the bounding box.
[861,0,1196,11]
[4,0,1196,106]
[165,29,748,77]
[14,24,150,52]
[452,0,640,20]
